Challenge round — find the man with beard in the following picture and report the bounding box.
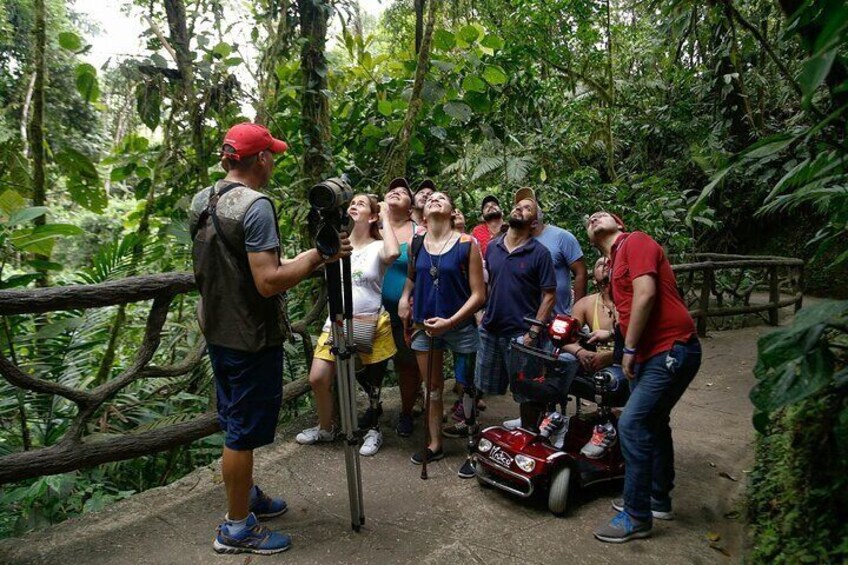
[411,179,435,225]
[471,194,505,257]
[474,189,556,428]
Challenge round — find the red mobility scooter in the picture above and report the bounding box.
[473,314,626,515]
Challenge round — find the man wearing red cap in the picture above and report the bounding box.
[190,123,351,555]
[585,211,700,544]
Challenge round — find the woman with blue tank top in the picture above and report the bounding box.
[398,192,486,478]
[380,178,424,438]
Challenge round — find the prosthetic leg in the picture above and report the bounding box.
[324,258,365,531]
[355,361,388,430]
[456,352,479,470]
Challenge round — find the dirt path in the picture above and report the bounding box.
[1,325,765,564]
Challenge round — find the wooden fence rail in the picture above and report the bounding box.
[0,253,805,483]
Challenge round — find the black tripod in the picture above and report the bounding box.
[324,256,365,532]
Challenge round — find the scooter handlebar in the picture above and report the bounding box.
[523,316,546,328]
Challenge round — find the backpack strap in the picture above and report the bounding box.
[457,233,473,281]
[407,233,426,281]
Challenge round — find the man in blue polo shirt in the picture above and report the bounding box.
[475,189,556,428]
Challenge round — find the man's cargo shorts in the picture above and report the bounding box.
[207,344,284,451]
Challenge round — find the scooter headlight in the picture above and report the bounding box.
[515,454,536,473]
[478,438,493,453]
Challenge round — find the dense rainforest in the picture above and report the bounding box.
[0,0,845,560]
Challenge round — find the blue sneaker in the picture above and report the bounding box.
[250,486,288,519]
[213,513,292,555]
[593,511,652,543]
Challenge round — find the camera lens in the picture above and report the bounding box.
[309,183,337,210]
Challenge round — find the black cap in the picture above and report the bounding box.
[416,178,436,193]
[387,177,412,198]
[480,194,500,212]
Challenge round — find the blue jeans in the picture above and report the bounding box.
[620,338,701,522]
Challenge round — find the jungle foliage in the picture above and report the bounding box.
[0,0,845,556]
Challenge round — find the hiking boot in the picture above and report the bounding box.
[395,413,414,437]
[457,458,476,479]
[295,426,335,445]
[593,511,652,544]
[358,405,383,430]
[442,421,470,438]
[410,447,445,465]
[213,513,292,555]
[581,422,617,459]
[502,417,522,431]
[612,498,674,521]
[359,429,383,456]
[249,486,288,519]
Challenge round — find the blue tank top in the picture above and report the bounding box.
[381,241,410,317]
[413,235,472,323]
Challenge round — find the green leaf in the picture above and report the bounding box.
[741,133,796,160]
[482,65,508,86]
[212,42,232,59]
[462,75,487,93]
[377,100,393,117]
[798,50,836,101]
[1,274,40,289]
[8,206,48,226]
[75,63,99,103]
[58,31,82,51]
[10,224,83,254]
[0,189,26,214]
[481,34,505,50]
[135,82,161,130]
[110,163,136,183]
[224,57,243,67]
[433,29,456,51]
[458,25,481,43]
[443,101,473,122]
[362,123,383,138]
[55,148,99,181]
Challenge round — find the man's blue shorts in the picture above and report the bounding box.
[208,344,284,451]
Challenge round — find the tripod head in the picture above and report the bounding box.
[309,174,355,257]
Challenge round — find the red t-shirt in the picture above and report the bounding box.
[610,232,695,363]
[472,223,494,257]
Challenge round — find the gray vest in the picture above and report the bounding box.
[189,181,290,352]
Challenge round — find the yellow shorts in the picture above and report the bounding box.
[313,311,396,365]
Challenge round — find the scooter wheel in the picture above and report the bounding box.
[548,466,571,515]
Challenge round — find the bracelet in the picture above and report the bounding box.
[623,346,637,355]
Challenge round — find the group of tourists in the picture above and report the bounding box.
[191,123,701,554]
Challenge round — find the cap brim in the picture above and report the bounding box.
[388,177,410,190]
[481,196,499,210]
[268,138,288,154]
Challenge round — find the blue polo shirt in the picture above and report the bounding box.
[482,235,556,336]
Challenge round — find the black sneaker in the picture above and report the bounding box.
[442,421,470,438]
[396,413,414,437]
[410,447,445,465]
[457,458,476,479]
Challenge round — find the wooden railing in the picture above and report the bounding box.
[0,274,324,484]
[672,253,805,336]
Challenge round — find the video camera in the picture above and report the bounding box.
[309,174,354,257]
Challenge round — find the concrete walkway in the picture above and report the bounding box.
[2,325,764,564]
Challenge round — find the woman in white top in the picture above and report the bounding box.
[296,194,400,456]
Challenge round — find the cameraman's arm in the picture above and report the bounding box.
[250,249,324,297]
[379,203,401,265]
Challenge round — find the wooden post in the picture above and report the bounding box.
[769,265,779,325]
[697,267,712,337]
[795,265,804,312]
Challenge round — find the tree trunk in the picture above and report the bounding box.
[604,0,617,182]
[30,0,47,288]
[299,0,333,193]
[256,0,292,123]
[382,0,439,183]
[414,0,426,54]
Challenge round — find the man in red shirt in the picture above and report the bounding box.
[471,194,505,257]
[586,211,701,544]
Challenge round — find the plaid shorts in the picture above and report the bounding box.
[474,326,524,395]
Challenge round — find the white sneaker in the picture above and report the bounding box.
[296,426,335,445]
[502,417,522,431]
[359,429,383,456]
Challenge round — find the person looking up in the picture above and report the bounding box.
[379,178,423,437]
[522,187,587,314]
[586,211,701,544]
[411,179,435,225]
[471,194,505,257]
[190,122,351,555]
[296,194,400,457]
[474,189,556,430]
[398,192,486,475]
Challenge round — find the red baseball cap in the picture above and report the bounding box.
[221,123,288,160]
